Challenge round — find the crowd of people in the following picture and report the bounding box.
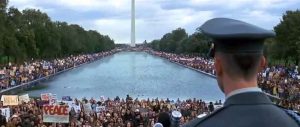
[0,49,299,126]
[0,95,220,127]
[0,49,224,127]
[0,50,119,91]
[148,51,215,76]
[148,50,300,112]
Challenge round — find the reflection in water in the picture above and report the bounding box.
[130,52,136,95]
[28,52,224,101]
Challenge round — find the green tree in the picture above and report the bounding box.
[0,7,5,57]
[179,33,210,55]
[7,7,37,59]
[274,10,300,65]
[157,28,188,53]
[150,40,160,50]
[2,7,23,62]
[0,3,115,64]
[149,28,210,55]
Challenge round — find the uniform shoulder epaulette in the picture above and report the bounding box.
[284,109,300,125]
[277,105,300,125]
[191,106,227,127]
[182,106,227,127]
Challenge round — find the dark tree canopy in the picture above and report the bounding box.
[271,10,300,65]
[0,3,115,64]
[151,10,300,65]
[149,28,211,56]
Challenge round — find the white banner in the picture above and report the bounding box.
[83,103,92,114]
[49,94,57,105]
[96,106,106,113]
[63,101,81,113]
[0,108,10,122]
[1,95,19,106]
[62,96,72,101]
[19,94,30,103]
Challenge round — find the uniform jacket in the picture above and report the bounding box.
[184,92,299,127]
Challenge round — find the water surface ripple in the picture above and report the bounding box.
[29,52,224,101]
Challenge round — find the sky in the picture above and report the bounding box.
[8,0,300,44]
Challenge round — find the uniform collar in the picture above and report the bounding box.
[226,87,262,100]
[224,90,273,107]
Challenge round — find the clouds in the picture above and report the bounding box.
[8,0,300,44]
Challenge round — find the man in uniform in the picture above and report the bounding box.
[184,18,299,127]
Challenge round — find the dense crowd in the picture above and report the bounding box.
[0,95,220,127]
[0,49,223,127]
[0,50,119,91]
[0,49,299,126]
[148,51,215,75]
[148,50,300,112]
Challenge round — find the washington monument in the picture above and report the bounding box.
[131,0,136,47]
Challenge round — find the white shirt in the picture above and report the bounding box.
[226,87,262,100]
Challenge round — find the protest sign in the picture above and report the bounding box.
[19,94,30,103]
[72,104,81,113]
[63,101,81,113]
[96,106,106,113]
[43,105,69,123]
[62,101,73,106]
[41,93,51,101]
[49,94,57,105]
[83,103,92,114]
[62,96,72,101]
[0,108,10,121]
[1,95,18,106]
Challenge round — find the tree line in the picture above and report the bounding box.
[0,1,115,64]
[149,10,300,65]
[149,28,211,56]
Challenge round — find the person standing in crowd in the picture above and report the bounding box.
[208,102,214,113]
[0,110,6,126]
[157,112,171,127]
[69,107,77,120]
[184,18,299,127]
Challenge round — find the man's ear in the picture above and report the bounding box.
[259,56,266,72]
[214,55,222,77]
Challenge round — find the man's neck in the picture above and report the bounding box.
[225,87,262,99]
[223,76,258,97]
